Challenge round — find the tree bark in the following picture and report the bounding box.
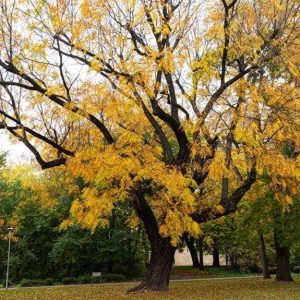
[198,237,204,270]
[274,232,293,281]
[275,246,293,281]
[258,232,271,279]
[212,242,220,267]
[230,254,239,269]
[128,237,176,292]
[183,234,200,268]
[130,187,176,292]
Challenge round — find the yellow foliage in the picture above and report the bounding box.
[80,0,91,17]
[1,0,300,243]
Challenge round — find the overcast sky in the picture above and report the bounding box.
[0,131,32,164]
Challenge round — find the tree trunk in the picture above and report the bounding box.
[258,232,271,279]
[275,246,293,281]
[130,188,176,292]
[128,238,176,292]
[212,244,220,267]
[183,234,200,268]
[274,232,293,281]
[225,254,229,267]
[199,238,204,270]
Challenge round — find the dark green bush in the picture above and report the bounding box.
[76,275,92,284]
[293,266,300,273]
[91,276,102,284]
[20,278,53,287]
[20,279,37,287]
[102,273,125,282]
[76,275,103,284]
[77,275,93,284]
[61,277,77,285]
[44,278,54,286]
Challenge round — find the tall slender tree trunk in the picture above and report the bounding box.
[258,232,271,279]
[199,237,204,270]
[183,234,200,268]
[212,241,220,267]
[274,231,293,281]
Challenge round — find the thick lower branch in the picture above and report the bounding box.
[191,166,256,223]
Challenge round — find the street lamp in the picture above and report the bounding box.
[6,227,14,289]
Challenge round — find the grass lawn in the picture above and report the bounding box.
[170,266,257,279]
[1,277,300,300]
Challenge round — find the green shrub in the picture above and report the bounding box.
[102,273,125,282]
[61,277,77,285]
[76,275,103,284]
[20,278,53,287]
[19,279,33,287]
[44,278,54,286]
[1,279,12,288]
[77,275,93,284]
[91,276,102,284]
[293,266,300,273]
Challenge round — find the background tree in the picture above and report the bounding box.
[221,194,300,281]
[0,167,149,283]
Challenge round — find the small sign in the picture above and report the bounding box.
[92,272,102,277]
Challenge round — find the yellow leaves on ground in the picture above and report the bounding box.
[1,278,300,300]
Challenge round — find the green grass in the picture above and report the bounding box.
[170,266,258,279]
[1,278,300,300]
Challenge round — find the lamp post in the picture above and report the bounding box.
[6,227,14,289]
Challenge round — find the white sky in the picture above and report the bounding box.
[0,131,32,164]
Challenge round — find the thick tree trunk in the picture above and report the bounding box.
[130,188,176,292]
[258,233,271,279]
[183,234,200,268]
[274,232,293,281]
[275,246,293,281]
[199,238,204,270]
[212,244,220,267]
[129,238,176,292]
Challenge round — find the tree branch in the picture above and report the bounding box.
[191,165,257,223]
[0,59,115,144]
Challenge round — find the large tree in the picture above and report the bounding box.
[1,0,300,291]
